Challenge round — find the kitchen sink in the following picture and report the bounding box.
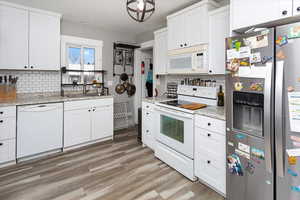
[64,93,102,98]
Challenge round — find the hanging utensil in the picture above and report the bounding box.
[120,73,129,82]
[115,79,126,94]
[126,78,136,97]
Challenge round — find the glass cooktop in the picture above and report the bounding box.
[160,100,195,107]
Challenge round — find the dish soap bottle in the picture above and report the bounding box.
[217,85,224,107]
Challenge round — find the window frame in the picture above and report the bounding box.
[61,35,103,71]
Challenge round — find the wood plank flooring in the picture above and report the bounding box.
[0,128,224,200]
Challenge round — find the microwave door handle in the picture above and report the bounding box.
[275,61,285,178]
[264,63,273,174]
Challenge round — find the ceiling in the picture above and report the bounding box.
[7,0,226,36]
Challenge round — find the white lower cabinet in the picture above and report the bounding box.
[142,102,156,151]
[64,109,91,147]
[0,106,16,165]
[0,139,15,164]
[194,115,226,196]
[64,98,114,149]
[91,104,114,140]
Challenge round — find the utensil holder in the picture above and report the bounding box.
[0,85,17,101]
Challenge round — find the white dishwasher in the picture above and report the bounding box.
[17,103,63,159]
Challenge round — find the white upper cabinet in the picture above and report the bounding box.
[167,0,219,51]
[208,6,230,75]
[0,2,61,70]
[231,0,293,31]
[293,0,300,16]
[29,11,60,70]
[0,5,28,69]
[154,28,168,75]
[168,14,185,50]
[185,5,209,47]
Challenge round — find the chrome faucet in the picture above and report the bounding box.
[83,82,88,95]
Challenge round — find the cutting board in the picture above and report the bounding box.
[179,103,207,110]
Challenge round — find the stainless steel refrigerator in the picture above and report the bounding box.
[226,22,300,200]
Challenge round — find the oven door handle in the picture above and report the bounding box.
[155,107,193,119]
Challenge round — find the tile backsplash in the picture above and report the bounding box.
[0,71,61,93]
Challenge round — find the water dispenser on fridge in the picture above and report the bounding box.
[232,91,264,137]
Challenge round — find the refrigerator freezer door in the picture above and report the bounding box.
[225,29,275,200]
[276,23,300,200]
[227,132,273,200]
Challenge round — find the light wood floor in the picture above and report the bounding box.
[0,128,224,200]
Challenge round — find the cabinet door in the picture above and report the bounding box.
[185,6,209,47]
[208,7,230,75]
[0,5,28,70]
[293,0,300,15]
[231,0,292,31]
[142,109,155,150]
[29,12,60,70]
[64,109,91,147]
[91,105,113,140]
[168,14,185,50]
[0,139,15,164]
[154,29,168,75]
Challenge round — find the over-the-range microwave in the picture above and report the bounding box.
[168,44,208,74]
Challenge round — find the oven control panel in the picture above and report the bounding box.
[177,85,217,100]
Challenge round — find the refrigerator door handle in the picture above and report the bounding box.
[275,61,285,177]
[264,62,273,174]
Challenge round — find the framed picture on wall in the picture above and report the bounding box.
[114,49,123,65]
[125,51,133,66]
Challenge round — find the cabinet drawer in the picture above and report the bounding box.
[142,102,154,111]
[195,149,226,194]
[64,98,113,111]
[195,127,225,157]
[195,115,225,135]
[0,139,16,164]
[0,117,16,140]
[0,106,16,118]
[142,128,155,150]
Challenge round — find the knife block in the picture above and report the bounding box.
[0,85,17,101]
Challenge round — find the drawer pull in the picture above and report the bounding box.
[207,160,211,164]
[146,130,149,133]
[208,123,211,126]
[0,143,3,146]
[297,7,300,12]
[0,111,3,115]
[146,112,149,115]
[146,106,149,108]
[207,133,211,137]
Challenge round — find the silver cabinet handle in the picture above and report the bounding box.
[264,62,274,174]
[275,61,285,177]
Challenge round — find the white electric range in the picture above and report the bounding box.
[154,85,218,181]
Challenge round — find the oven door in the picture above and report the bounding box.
[155,106,194,159]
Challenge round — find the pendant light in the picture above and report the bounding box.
[126,0,155,22]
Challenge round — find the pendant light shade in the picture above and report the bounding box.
[126,0,155,22]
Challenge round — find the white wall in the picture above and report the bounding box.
[136,30,155,44]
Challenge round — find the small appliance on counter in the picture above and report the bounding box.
[154,85,218,181]
[166,82,178,98]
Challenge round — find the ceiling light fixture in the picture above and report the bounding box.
[126,0,155,23]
